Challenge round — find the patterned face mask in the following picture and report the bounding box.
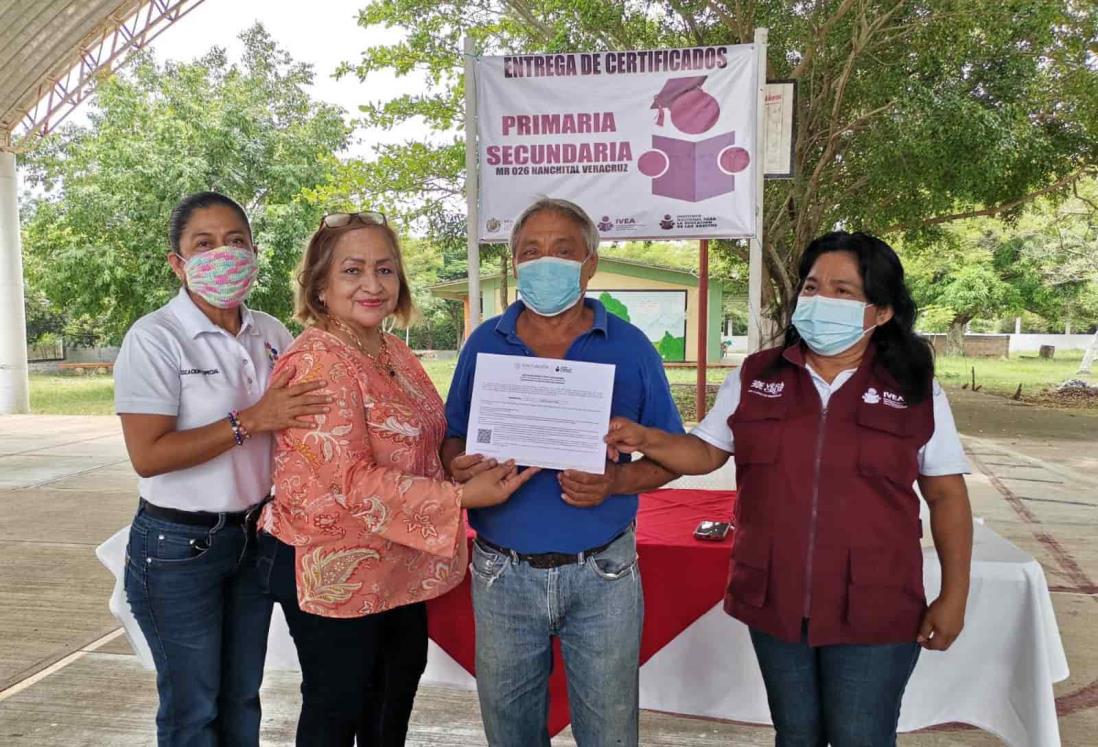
[183,245,259,309]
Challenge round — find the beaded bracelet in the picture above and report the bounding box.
[227,410,250,446]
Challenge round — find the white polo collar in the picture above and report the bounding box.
[167,287,259,339]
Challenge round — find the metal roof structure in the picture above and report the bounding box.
[1,0,205,414]
[0,0,205,149]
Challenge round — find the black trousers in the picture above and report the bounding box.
[259,532,428,747]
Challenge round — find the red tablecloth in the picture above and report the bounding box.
[426,488,737,737]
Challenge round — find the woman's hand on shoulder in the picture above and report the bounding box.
[240,364,332,434]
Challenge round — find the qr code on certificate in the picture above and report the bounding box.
[476,428,492,445]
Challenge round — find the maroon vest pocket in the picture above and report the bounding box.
[730,413,784,466]
[845,546,925,636]
[727,529,771,608]
[856,406,919,487]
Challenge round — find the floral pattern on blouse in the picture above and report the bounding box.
[259,326,466,618]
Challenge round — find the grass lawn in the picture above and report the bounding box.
[28,360,738,417]
[30,374,116,415]
[419,358,734,401]
[935,349,1093,402]
[29,350,1093,416]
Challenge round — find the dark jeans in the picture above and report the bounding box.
[124,506,273,747]
[360,602,428,746]
[257,531,428,747]
[750,624,921,747]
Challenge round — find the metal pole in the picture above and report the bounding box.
[747,27,768,353]
[0,140,31,413]
[696,239,709,421]
[463,37,481,338]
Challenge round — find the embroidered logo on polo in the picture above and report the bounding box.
[264,341,280,366]
[180,368,220,376]
[748,379,784,398]
[862,387,907,409]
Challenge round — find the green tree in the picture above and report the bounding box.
[342,0,1096,322]
[20,25,352,342]
[23,288,65,345]
[905,178,1098,353]
[995,179,1098,330]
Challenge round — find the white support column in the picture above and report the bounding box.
[464,37,482,337]
[747,27,768,353]
[0,142,31,413]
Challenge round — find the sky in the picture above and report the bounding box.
[75,0,432,156]
[14,0,435,194]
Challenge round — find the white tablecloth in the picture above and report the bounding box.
[97,522,1068,746]
[417,522,1069,747]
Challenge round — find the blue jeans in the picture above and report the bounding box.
[124,506,273,747]
[471,527,643,747]
[749,624,921,747]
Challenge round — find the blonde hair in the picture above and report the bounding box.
[295,221,414,327]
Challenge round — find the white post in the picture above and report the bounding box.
[464,37,482,336]
[1080,330,1097,375]
[0,141,31,414]
[747,27,768,353]
[1014,316,1021,334]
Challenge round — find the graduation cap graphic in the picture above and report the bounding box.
[650,76,720,134]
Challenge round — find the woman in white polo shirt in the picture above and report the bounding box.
[114,192,331,747]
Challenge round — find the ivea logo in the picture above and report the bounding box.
[882,391,907,409]
[862,387,881,404]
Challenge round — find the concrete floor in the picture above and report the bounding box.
[0,399,1095,745]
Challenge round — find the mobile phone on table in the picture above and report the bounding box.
[693,520,731,541]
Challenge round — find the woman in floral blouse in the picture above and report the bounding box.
[258,211,537,746]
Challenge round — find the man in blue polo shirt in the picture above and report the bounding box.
[442,198,683,746]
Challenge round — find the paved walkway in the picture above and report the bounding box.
[0,404,1095,745]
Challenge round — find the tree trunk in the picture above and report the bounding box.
[447,300,464,349]
[499,253,509,310]
[945,317,969,357]
[1079,330,1098,374]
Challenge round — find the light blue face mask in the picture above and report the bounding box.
[516,256,588,317]
[792,294,875,356]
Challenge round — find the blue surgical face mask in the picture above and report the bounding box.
[792,294,875,356]
[516,256,588,317]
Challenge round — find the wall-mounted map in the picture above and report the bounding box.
[587,289,688,361]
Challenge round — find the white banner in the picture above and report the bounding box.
[476,45,759,242]
[763,81,796,178]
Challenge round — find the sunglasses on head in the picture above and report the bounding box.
[321,211,387,229]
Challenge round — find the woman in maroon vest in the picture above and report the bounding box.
[607,232,973,746]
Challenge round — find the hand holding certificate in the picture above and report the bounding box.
[466,353,615,474]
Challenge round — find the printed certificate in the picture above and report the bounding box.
[466,353,616,473]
